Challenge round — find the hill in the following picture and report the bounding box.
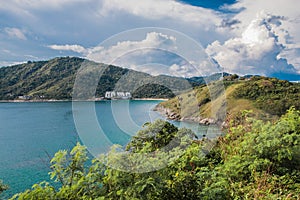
[155,75,300,124]
[0,57,208,100]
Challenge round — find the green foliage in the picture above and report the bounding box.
[217,107,300,199]
[126,119,181,152]
[132,84,175,99]
[0,57,83,100]
[11,111,300,199]
[233,77,300,116]
[11,143,106,200]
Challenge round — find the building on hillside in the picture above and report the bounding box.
[105,91,132,99]
[18,95,32,100]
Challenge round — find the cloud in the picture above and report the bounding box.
[219,0,300,77]
[48,31,217,77]
[48,44,87,54]
[0,0,93,21]
[169,64,198,77]
[4,27,27,40]
[91,30,219,77]
[100,0,222,27]
[48,32,177,61]
[125,62,203,78]
[87,32,177,63]
[0,0,228,70]
[0,61,23,67]
[224,0,300,49]
[279,48,300,73]
[87,31,202,77]
[224,0,300,31]
[206,12,297,76]
[0,0,90,11]
[1,0,299,80]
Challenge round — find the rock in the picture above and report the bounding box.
[154,105,218,125]
[221,121,228,129]
[199,118,216,125]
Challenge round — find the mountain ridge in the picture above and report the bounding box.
[2,57,252,101]
[0,57,204,100]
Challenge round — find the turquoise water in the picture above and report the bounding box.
[0,101,221,199]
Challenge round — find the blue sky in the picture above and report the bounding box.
[0,0,300,80]
[180,0,236,10]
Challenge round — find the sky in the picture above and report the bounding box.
[0,0,300,80]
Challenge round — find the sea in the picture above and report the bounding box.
[0,100,221,199]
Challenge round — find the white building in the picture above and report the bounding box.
[18,95,32,100]
[105,91,131,99]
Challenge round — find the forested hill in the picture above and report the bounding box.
[0,57,209,100]
[156,75,300,123]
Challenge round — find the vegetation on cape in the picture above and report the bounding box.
[7,108,300,199]
[0,57,207,100]
[232,76,300,116]
[158,75,300,123]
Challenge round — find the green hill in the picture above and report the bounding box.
[155,75,300,124]
[0,57,206,100]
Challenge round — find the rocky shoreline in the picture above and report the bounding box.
[153,105,217,125]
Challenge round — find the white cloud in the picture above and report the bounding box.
[1,0,299,79]
[0,0,86,21]
[206,13,297,75]
[94,30,220,77]
[48,44,87,54]
[169,64,197,77]
[100,0,222,27]
[47,31,216,77]
[225,0,300,34]
[127,63,171,76]
[0,0,228,71]
[87,32,177,64]
[0,61,23,67]
[48,32,178,60]
[0,0,90,11]
[279,48,300,72]
[225,0,300,64]
[4,27,27,40]
[87,31,192,76]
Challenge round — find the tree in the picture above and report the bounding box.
[10,143,106,200]
[126,119,181,152]
[216,107,300,199]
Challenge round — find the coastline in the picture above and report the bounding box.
[132,98,168,101]
[154,104,221,126]
[0,99,72,103]
[0,98,169,103]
